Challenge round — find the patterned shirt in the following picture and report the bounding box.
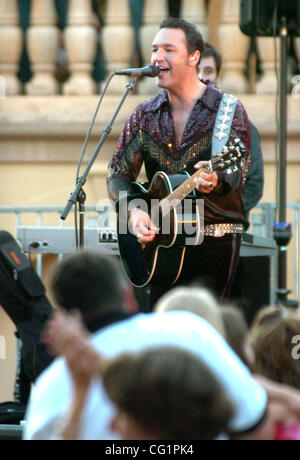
[107,83,250,225]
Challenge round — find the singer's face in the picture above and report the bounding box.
[151,28,191,91]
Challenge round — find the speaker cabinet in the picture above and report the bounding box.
[230,256,273,326]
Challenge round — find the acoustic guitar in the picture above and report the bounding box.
[117,138,245,287]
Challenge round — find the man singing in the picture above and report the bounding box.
[107,18,251,305]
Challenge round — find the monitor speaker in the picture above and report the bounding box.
[230,256,272,326]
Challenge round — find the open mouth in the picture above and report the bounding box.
[158,67,170,76]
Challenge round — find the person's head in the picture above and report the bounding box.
[221,305,255,370]
[151,18,204,91]
[198,42,222,85]
[50,251,135,330]
[250,305,300,389]
[155,286,225,337]
[104,346,234,440]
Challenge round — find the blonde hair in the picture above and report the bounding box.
[250,305,300,389]
[155,287,225,337]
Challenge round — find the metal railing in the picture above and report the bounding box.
[0,203,299,299]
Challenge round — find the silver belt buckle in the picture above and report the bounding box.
[213,225,225,237]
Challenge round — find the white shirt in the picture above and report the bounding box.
[24,311,267,440]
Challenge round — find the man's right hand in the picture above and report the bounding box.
[129,208,158,244]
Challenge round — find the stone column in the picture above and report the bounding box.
[256,37,279,94]
[139,0,168,95]
[63,0,98,95]
[101,0,134,94]
[218,0,249,94]
[0,0,22,95]
[181,0,209,41]
[26,0,60,95]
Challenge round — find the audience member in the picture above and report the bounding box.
[24,251,272,440]
[250,305,300,440]
[104,347,233,440]
[250,305,300,387]
[221,305,255,370]
[155,285,300,439]
[155,286,225,337]
[43,312,234,440]
[49,250,138,332]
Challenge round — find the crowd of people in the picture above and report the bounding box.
[22,250,300,441]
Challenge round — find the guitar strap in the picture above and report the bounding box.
[212,93,238,157]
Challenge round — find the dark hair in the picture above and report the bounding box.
[50,251,126,327]
[250,305,300,389]
[200,42,222,76]
[221,305,253,369]
[103,346,234,440]
[159,17,204,67]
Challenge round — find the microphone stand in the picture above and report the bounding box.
[273,17,297,307]
[60,77,138,248]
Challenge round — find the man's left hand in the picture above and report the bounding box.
[194,161,218,194]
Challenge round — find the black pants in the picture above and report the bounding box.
[150,234,241,308]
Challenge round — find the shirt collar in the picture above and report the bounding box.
[144,82,222,113]
[144,89,169,113]
[199,81,223,112]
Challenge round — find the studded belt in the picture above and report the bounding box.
[204,223,244,237]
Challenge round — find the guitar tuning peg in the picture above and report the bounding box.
[219,163,225,169]
[225,160,232,165]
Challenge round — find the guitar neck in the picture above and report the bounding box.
[160,165,211,211]
[157,142,242,214]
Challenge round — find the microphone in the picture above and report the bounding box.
[114,65,160,78]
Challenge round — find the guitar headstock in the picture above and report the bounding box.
[211,138,246,174]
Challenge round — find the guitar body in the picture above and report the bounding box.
[117,171,201,287]
[117,139,244,287]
